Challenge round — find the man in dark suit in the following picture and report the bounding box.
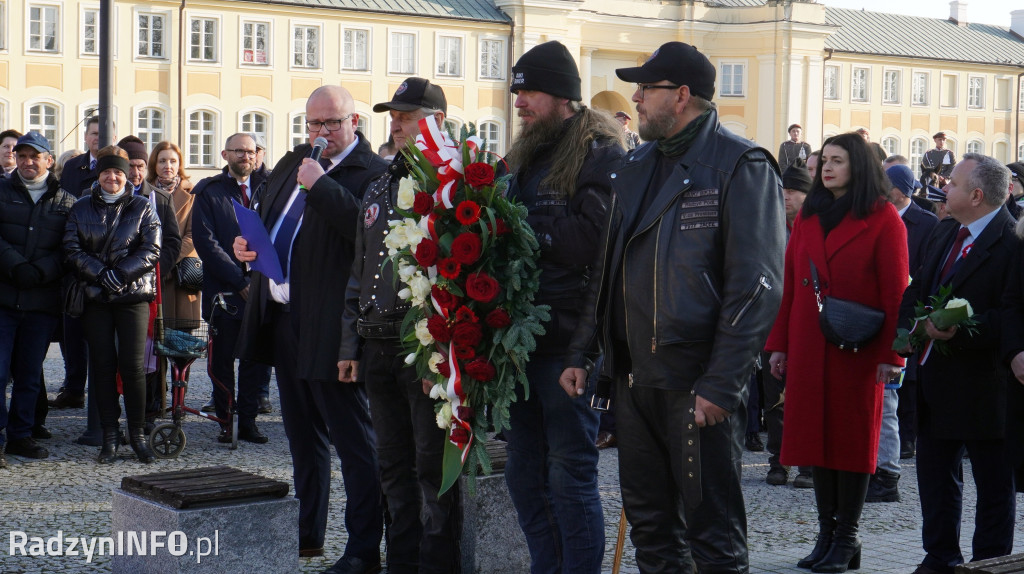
[898,154,1018,574]
[234,85,385,574]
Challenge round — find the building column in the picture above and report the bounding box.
[581,47,596,104]
[805,55,825,151]
[785,55,805,136]
[756,54,777,147]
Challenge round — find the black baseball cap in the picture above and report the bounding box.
[373,77,447,115]
[615,42,716,101]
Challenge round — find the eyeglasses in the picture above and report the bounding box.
[636,83,680,100]
[228,149,257,158]
[306,114,354,132]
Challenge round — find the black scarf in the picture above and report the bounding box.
[817,192,854,237]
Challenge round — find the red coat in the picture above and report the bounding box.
[765,203,908,473]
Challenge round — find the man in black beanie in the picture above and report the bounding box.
[504,40,624,573]
[782,159,812,232]
[561,41,785,573]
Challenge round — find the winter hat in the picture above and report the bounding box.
[117,136,148,162]
[782,159,812,193]
[510,41,582,101]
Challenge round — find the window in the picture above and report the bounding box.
[0,3,6,50]
[881,136,900,157]
[995,78,1011,111]
[851,67,869,102]
[136,107,165,151]
[137,13,165,58]
[912,72,928,106]
[824,65,839,100]
[1020,79,1024,111]
[292,24,319,69]
[479,38,505,80]
[241,111,269,155]
[882,69,900,104]
[82,8,98,55]
[1018,142,1023,161]
[290,114,306,149]
[940,74,957,108]
[356,115,369,140]
[910,138,927,177]
[720,63,745,97]
[966,139,984,155]
[478,121,502,155]
[443,118,462,139]
[187,110,217,167]
[26,103,58,151]
[189,17,217,62]
[241,21,269,65]
[436,35,462,77]
[342,28,369,71]
[390,32,416,74]
[28,5,59,52]
[968,76,984,109]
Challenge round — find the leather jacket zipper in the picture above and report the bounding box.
[702,271,722,305]
[651,224,661,354]
[729,274,771,327]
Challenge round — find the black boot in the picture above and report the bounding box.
[798,467,837,568]
[812,470,869,573]
[129,427,155,464]
[98,428,120,464]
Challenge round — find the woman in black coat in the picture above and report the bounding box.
[64,146,161,463]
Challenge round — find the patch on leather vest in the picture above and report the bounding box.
[679,188,720,230]
[364,203,380,228]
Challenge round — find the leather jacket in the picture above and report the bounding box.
[64,185,162,304]
[566,110,786,414]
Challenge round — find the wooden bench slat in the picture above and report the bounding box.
[119,466,290,509]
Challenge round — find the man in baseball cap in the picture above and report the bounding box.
[614,111,641,150]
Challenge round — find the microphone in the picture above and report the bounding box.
[309,136,328,162]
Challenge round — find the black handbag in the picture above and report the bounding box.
[175,256,203,292]
[810,259,885,352]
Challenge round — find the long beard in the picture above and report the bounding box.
[638,105,677,142]
[506,109,565,172]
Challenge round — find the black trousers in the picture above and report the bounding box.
[362,337,461,574]
[271,305,383,560]
[82,302,150,430]
[210,313,269,424]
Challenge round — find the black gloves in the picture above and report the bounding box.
[11,263,43,288]
[99,268,125,293]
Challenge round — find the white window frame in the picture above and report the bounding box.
[478,37,506,81]
[1020,78,1024,112]
[291,21,321,70]
[240,109,271,158]
[719,61,747,98]
[477,118,504,155]
[881,135,900,157]
[290,113,307,150]
[435,33,464,78]
[882,68,900,105]
[135,105,168,153]
[0,99,7,129]
[966,139,984,155]
[0,2,7,51]
[443,117,463,140]
[240,18,271,67]
[910,137,927,177]
[355,111,370,141]
[1018,142,1024,161]
[187,14,220,64]
[824,65,840,101]
[24,99,61,153]
[967,75,984,110]
[850,66,869,102]
[186,108,218,168]
[389,29,418,75]
[341,26,371,72]
[940,73,958,109]
[27,3,60,54]
[911,71,929,106]
[81,6,99,56]
[135,10,168,60]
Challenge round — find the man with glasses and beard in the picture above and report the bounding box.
[503,40,625,573]
[561,42,785,573]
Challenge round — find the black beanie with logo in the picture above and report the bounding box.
[509,41,582,101]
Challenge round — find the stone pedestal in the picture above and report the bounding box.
[459,442,531,573]
[111,490,299,574]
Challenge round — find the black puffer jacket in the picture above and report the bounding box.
[0,173,77,313]
[64,185,162,304]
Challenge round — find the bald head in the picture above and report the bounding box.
[306,85,359,156]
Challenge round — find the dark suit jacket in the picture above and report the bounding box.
[236,133,387,382]
[136,180,181,281]
[999,238,1024,489]
[192,171,252,320]
[900,201,939,381]
[59,153,97,197]
[898,207,1019,440]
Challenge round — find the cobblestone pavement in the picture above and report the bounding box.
[1,344,1022,573]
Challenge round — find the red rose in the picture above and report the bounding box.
[456,201,482,225]
[457,406,476,420]
[426,314,451,343]
[449,426,470,445]
[412,192,434,216]
[438,258,462,279]
[450,232,482,265]
[465,358,496,382]
[466,271,500,303]
[431,285,460,311]
[464,163,495,188]
[454,345,476,359]
[437,360,451,378]
[485,218,511,236]
[452,322,483,348]
[456,306,478,324]
[414,239,439,268]
[485,308,512,329]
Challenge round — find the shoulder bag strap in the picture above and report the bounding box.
[809,257,824,312]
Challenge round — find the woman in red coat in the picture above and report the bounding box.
[766,132,908,573]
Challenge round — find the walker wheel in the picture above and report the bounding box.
[150,423,187,459]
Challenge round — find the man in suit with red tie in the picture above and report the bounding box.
[897,154,1018,574]
[234,86,386,574]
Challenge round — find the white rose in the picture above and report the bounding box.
[428,353,445,374]
[398,263,418,283]
[384,225,408,251]
[408,273,432,305]
[397,176,417,210]
[946,298,973,315]
[429,381,445,398]
[405,224,428,248]
[436,402,453,429]
[415,319,434,346]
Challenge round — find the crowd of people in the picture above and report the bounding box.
[0,38,1022,574]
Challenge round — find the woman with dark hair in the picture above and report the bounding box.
[64,145,161,463]
[765,132,908,572]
